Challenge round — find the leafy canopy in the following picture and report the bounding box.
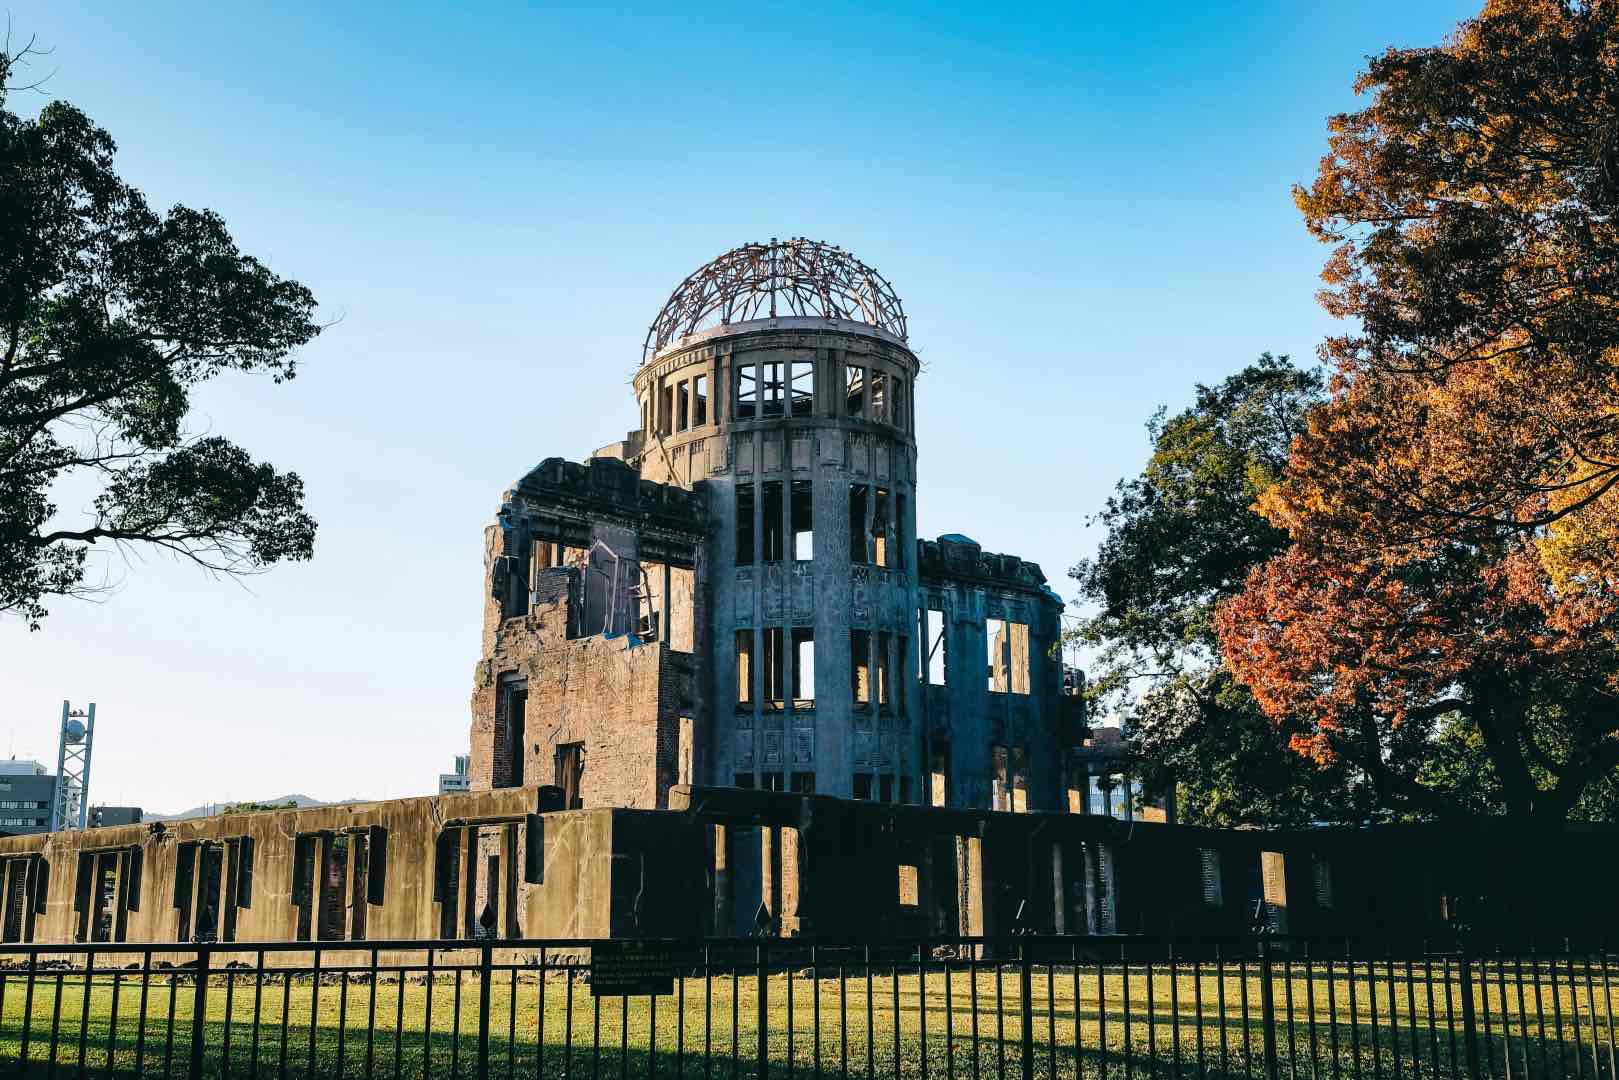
[1068,355,1368,826]
[0,43,320,627]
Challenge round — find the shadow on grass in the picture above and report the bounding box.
[0,1012,1527,1079]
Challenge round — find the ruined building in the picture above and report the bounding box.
[2,240,1604,954]
[470,239,1084,815]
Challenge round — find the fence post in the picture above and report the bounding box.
[188,943,211,1080]
[1258,938,1280,1080]
[477,942,493,1080]
[757,940,769,1074]
[1019,941,1035,1080]
[1459,945,1483,1080]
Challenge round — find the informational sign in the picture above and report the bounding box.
[589,940,676,997]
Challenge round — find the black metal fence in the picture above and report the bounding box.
[0,934,1613,1078]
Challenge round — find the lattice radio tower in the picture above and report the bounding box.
[50,701,96,832]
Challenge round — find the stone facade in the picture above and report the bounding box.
[469,246,1076,813]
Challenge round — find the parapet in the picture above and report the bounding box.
[917,533,1052,595]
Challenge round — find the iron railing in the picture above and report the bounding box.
[0,934,1612,1078]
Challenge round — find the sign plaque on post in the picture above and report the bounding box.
[589,940,676,997]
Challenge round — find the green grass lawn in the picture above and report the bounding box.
[0,958,1611,1078]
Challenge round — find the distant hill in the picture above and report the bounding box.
[148,794,366,822]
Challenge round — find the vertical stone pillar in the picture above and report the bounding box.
[712,824,732,937]
[1051,840,1066,934]
[779,825,808,936]
[1261,850,1289,934]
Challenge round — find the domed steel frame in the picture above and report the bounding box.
[643,238,907,362]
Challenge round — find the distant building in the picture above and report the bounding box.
[0,760,57,835]
[438,754,471,795]
[89,806,143,828]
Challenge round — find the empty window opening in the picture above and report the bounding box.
[849,485,870,563]
[761,361,786,416]
[479,853,500,939]
[1009,622,1030,695]
[925,608,947,685]
[496,679,528,789]
[659,384,673,436]
[894,379,906,430]
[872,488,891,567]
[900,776,912,804]
[897,864,919,907]
[990,747,1028,812]
[987,618,1009,693]
[736,630,755,705]
[761,771,785,793]
[676,381,690,432]
[91,852,118,943]
[736,364,758,420]
[790,771,816,793]
[879,775,895,803]
[851,630,871,705]
[876,631,892,710]
[733,773,757,789]
[350,831,370,941]
[930,743,950,807]
[791,480,813,560]
[845,364,865,418]
[736,484,755,564]
[762,481,785,561]
[791,627,815,708]
[852,773,874,800]
[764,628,786,710]
[1199,849,1223,908]
[434,830,461,939]
[693,375,708,426]
[292,836,316,941]
[555,743,585,810]
[318,835,349,942]
[870,371,888,423]
[790,360,814,416]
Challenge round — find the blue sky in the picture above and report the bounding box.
[0,2,1478,811]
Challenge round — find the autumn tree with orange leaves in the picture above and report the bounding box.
[1218,0,1619,824]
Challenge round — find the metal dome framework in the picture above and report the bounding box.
[643,238,907,362]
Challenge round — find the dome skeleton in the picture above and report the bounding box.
[643,238,908,362]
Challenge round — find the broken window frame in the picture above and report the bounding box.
[659,383,674,436]
[760,361,786,417]
[893,377,906,431]
[761,481,785,562]
[790,360,814,417]
[872,488,891,568]
[693,374,709,426]
[735,629,755,706]
[555,743,585,810]
[1008,621,1030,696]
[790,479,813,561]
[869,370,888,423]
[851,629,871,706]
[736,364,758,420]
[849,484,870,564]
[845,363,865,418]
[763,627,786,711]
[925,608,947,686]
[791,627,815,709]
[987,617,1009,693]
[676,381,690,432]
[736,483,755,565]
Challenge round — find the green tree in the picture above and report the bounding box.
[1068,355,1369,825]
[1,42,320,627]
[220,799,299,815]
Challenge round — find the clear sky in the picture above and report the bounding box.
[0,2,1478,812]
